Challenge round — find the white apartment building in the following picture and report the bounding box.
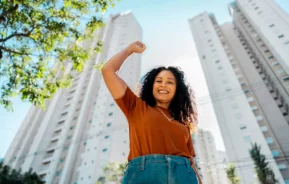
[229,0,289,182]
[193,130,229,184]
[189,11,285,184]
[4,11,142,184]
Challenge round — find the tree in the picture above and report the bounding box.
[226,163,240,184]
[0,0,118,111]
[249,143,278,184]
[96,162,127,184]
[0,162,44,183]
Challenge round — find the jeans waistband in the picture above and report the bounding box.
[128,154,191,171]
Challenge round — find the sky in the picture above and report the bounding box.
[1,0,289,158]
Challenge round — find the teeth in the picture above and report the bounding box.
[159,90,168,94]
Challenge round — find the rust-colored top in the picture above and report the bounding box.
[115,87,196,164]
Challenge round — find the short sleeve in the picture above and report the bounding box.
[114,86,144,119]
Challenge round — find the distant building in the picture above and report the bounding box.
[193,130,229,184]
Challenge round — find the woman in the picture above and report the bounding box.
[101,41,202,184]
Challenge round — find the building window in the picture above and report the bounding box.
[272,150,280,157]
[268,55,274,59]
[102,148,108,152]
[271,62,279,67]
[104,135,110,139]
[64,104,70,108]
[107,122,112,127]
[61,112,68,116]
[240,125,247,130]
[264,50,269,53]
[266,137,274,144]
[269,24,275,28]
[285,41,289,45]
[260,126,268,132]
[254,7,259,10]
[278,34,284,39]
[218,66,223,70]
[243,135,251,142]
[56,171,61,176]
[277,68,285,75]
[247,97,254,102]
[278,164,287,170]
[58,120,65,125]
[283,76,289,82]
[256,115,263,121]
[244,89,249,94]
[251,106,258,111]
[108,112,113,116]
[215,60,220,63]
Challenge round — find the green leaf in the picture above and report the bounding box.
[0,0,118,111]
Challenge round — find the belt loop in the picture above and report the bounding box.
[186,158,191,173]
[141,156,145,171]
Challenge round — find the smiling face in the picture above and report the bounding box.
[152,70,177,107]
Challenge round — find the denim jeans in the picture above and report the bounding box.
[122,154,198,184]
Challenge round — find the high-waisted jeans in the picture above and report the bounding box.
[121,154,198,184]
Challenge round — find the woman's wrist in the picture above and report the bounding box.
[125,46,134,56]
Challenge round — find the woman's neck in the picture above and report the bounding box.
[156,102,170,109]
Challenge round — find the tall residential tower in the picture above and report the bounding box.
[4,12,142,184]
[189,3,288,182]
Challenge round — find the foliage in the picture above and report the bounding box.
[0,162,44,183]
[0,0,118,111]
[226,163,240,184]
[96,162,127,184]
[249,143,278,184]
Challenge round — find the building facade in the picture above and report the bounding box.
[189,10,286,184]
[4,12,142,184]
[193,130,229,184]
[228,0,289,182]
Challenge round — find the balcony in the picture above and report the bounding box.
[50,135,60,142]
[42,157,53,164]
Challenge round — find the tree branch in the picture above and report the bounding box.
[0,28,34,43]
[0,46,29,55]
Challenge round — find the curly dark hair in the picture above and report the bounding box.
[140,66,198,129]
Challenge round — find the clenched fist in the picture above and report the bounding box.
[127,41,146,54]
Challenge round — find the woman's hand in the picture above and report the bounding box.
[127,41,146,54]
